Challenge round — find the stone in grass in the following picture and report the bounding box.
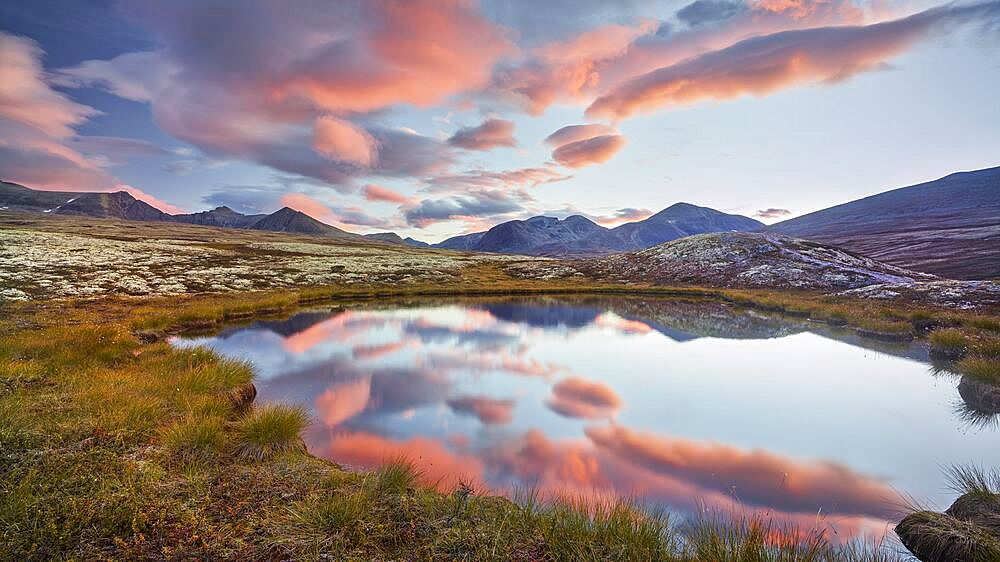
[896,493,1000,562]
[958,377,1000,416]
[134,329,163,344]
[227,382,257,415]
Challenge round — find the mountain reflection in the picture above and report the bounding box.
[176,297,1000,542]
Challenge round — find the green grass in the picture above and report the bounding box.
[957,356,1000,383]
[971,339,1000,359]
[1,281,996,559]
[162,414,226,466]
[945,465,1000,497]
[929,328,970,358]
[373,459,421,495]
[855,318,912,335]
[232,403,310,460]
[684,514,897,562]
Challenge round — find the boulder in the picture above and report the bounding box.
[958,377,1000,415]
[897,493,1000,562]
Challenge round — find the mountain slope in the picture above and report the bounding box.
[248,207,361,240]
[434,203,762,256]
[0,181,169,220]
[474,215,613,254]
[579,232,935,290]
[436,231,488,251]
[611,203,763,249]
[364,232,407,245]
[173,206,265,228]
[0,181,368,240]
[767,167,1000,279]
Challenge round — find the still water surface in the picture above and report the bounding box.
[175,297,998,538]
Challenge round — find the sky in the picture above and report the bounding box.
[1,0,999,242]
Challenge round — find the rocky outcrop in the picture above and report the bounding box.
[578,232,933,290]
[958,377,1000,417]
[897,492,1000,562]
[838,280,1000,309]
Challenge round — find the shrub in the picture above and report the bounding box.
[232,404,309,460]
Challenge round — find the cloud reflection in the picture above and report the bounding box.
[547,377,623,419]
[191,300,915,542]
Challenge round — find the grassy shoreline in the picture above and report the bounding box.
[2,278,998,560]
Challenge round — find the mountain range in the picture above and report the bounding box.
[0,181,406,245]
[2,165,998,279]
[436,203,763,256]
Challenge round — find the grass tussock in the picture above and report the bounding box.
[232,404,310,460]
[685,514,896,562]
[945,465,1000,497]
[929,328,970,359]
[162,414,226,465]
[957,356,1000,384]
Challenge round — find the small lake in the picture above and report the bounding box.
[174,296,998,540]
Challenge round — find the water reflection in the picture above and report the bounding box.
[176,297,998,540]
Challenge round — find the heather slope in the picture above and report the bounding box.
[580,232,935,290]
[768,166,1000,279]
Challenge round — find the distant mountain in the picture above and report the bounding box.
[767,166,1000,279]
[173,206,265,228]
[474,215,611,254]
[611,203,763,249]
[0,181,169,221]
[0,181,365,240]
[364,232,406,244]
[362,232,432,247]
[434,203,763,256]
[436,231,488,251]
[249,207,360,240]
[403,237,430,248]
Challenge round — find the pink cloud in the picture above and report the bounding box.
[593,207,653,226]
[447,118,517,150]
[0,33,96,138]
[753,0,863,20]
[312,116,378,167]
[280,192,336,221]
[317,430,486,490]
[447,395,516,425]
[278,192,398,231]
[315,377,371,427]
[496,20,658,114]
[352,339,413,361]
[55,0,508,187]
[121,186,187,214]
[547,377,623,419]
[273,0,516,114]
[586,3,997,120]
[551,134,627,168]
[543,124,617,147]
[362,183,415,205]
[585,425,901,518]
[593,313,654,335]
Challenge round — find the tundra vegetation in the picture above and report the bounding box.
[1,215,998,560]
